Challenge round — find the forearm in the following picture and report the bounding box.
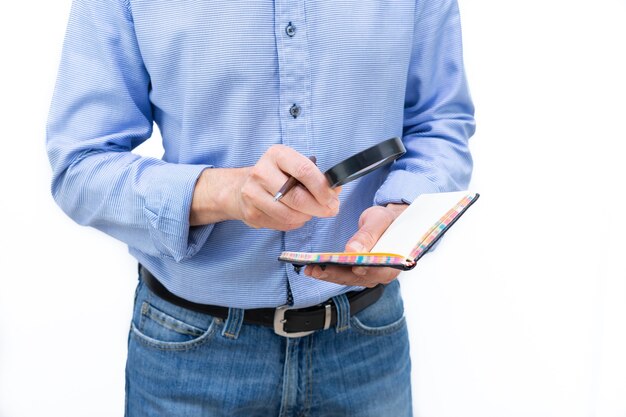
[376,0,474,206]
[50,148,211,261]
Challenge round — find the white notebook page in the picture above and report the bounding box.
[370,190,471,259]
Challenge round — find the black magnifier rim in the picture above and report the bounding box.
[324,137,406,187]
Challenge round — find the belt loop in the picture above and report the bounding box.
[332,293,351,333]
[222,307,244,339]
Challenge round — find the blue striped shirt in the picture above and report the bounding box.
[47,0,475,308]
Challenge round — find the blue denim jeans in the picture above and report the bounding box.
[125,276,412,416]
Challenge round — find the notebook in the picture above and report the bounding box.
[278,190,479,271]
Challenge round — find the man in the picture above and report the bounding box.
[47,0,474,415]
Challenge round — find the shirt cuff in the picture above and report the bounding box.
[373,169,442,206]
[143,163,213,262]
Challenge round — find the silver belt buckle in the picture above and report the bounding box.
[273,304,332,338]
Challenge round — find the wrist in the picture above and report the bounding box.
[190,167,248,226]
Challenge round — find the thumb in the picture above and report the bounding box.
[345,206,396,252]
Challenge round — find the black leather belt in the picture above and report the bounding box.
[139,265,385,338]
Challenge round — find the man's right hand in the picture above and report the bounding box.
[190,145,341,230]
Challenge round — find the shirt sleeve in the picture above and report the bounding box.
[374,0,476,206]
[46,0,213,262]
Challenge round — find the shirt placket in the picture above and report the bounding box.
[275,0,316,306]
[275,0,311,149]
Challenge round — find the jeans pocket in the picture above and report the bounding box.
[350,280,407,336]
[350,314,406,336]
[131,300,219,351]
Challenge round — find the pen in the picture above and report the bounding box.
[273,155,317,202]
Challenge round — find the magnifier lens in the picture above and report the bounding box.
[324,137,406,188]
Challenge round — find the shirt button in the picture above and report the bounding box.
[285,22,296,37]
[289,104,301,118]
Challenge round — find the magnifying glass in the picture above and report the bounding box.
[323,137,406,187]
[273,137,406,201]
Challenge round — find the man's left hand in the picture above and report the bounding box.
[304,203,408,287]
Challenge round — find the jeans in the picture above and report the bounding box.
[125,276,412,417]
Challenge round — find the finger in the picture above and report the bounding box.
[240,182,312,230]
[271,147,339,210]
[254,148,338,218]
[262,148,339,218]
[304,264,399,287]
[243,207,310,230]
[278,184,340,218]
[243,159,316,225]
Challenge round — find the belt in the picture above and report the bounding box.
[139,265,385,338]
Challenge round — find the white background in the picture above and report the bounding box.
[1,1,625,416]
